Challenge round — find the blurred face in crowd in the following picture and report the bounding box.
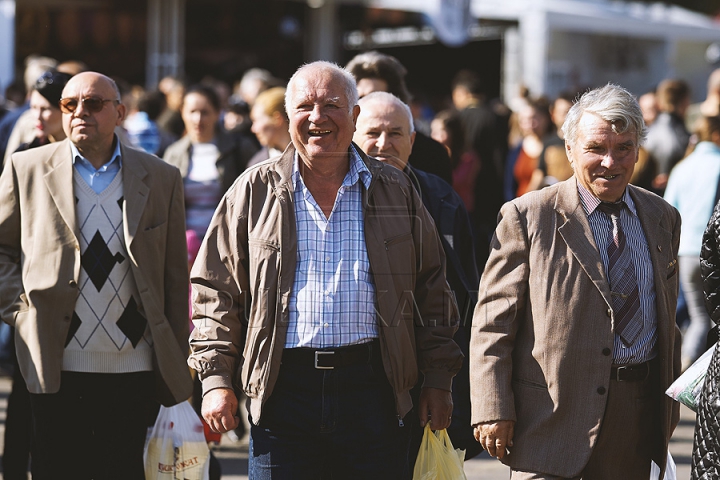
[287,66,359,163]
[182,92,219,144]
[61,72,124,153]
[30,90,64,141]
[430,118,450,149]
[250,105,287,151]
[518,104,549,139]
[566,112,639,203]
[639,92,658,127]
[356,78,388,99]
[354,95,415,171]
[552,98,572,133]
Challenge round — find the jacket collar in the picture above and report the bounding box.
[42,139,149,247]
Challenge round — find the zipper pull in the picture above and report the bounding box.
[397,415,404,427]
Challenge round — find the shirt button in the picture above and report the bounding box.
[324,323,329,328]
[325,257,330,262]
[597,387,606,395]
[69,280,77,288]
[324,290,329,296]
[602,348,611,356]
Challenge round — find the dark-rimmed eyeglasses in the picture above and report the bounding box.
[58,97,118,114]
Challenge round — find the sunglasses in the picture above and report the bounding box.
[58,96,118,114]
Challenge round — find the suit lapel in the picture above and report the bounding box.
[555,178,613,306]
[121,146,149,248]
[43,140,79,241]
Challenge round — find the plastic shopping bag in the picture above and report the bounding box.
[665,344,716,412]
[144,400,210,480]
[650,451,677,480]
[413,424,467,480]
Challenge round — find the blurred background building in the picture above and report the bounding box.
[1,0,719,104]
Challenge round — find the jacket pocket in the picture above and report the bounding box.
[383,232,412,250]
[512,378,548,390]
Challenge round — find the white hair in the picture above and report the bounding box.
[285,61,359,115]
[357,91,414,133]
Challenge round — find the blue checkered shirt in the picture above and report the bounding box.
[285,147,378,348]
[579,185,657,364]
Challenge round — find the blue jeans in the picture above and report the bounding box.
[249,356,411,479]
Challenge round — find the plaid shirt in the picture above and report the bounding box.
[285,147,378,348]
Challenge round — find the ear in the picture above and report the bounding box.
[116,103,127,125]
[410,131,417,148]
[352,104,361,126]
[565,140,573,164]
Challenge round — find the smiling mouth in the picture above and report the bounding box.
[599,174,618,180]
[309,129,331,136]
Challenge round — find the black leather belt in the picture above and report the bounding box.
[282,340,378,370]
[611,361,651,382]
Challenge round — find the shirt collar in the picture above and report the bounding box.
[292,145,372,191]
[577,181,637,217]
[71,135,122,172]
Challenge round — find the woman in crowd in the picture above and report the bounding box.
[163,84,253,239]
[246,86,290,168]
[15,70,72,152]
[430,109,480,214]
[503,98,554,201]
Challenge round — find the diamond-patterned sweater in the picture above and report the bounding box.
[63,169,153,373]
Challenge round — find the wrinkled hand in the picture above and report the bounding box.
[474,420,514,459]
[202,388,240,434]
[418,387,453,430]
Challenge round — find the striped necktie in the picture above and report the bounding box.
[598,202,642,346]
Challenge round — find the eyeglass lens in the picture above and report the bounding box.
[59,97,112,114]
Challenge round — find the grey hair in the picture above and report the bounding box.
[285,61,359,115]
[562,84,646,146]
[358,91,415,133]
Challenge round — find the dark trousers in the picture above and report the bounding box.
[249,357,411,479]
[2,353,31,480]
[29,371,158,480]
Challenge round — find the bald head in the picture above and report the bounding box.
[354,91,415,170]
[61,71,126,166]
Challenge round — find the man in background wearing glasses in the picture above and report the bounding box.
[0,71,193,479]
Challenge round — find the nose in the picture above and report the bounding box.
[308,105,324,123]
[600,152,617,168]
[376,132,389,150]
[74,99,90,117]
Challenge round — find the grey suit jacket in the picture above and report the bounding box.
[470,177,681,477]
[0,139,193,405]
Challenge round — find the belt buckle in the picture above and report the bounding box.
[314,351,335,370]
[615,365,627,381]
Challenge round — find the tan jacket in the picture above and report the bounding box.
[188,144,463,423]
[470,177,681,477]
[0,139,193,405]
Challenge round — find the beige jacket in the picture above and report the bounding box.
[188,144,463,423]
[470,177,681,477]
[0,139,193,405]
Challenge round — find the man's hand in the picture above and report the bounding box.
[474,420,515,459]
[201,388,240,434]
[418,387,453,430]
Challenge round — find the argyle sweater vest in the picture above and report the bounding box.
[63,169,153,373]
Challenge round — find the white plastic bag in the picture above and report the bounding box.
[665,344,716,412]
[650,451,677,480]
[144,400,210,480]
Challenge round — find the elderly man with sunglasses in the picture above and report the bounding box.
[0,71,192,479]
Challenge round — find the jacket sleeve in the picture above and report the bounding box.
[0,157,25,326]
[470,201,528,425]
[410,185,463,391]
[187,187,249,395]
[701,202,720,322]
